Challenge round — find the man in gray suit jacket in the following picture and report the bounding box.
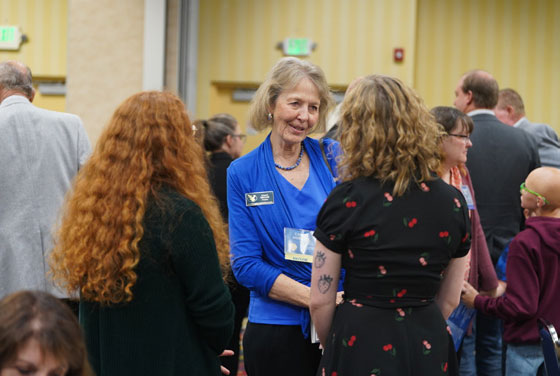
[0,61,91,300]
[495,88,560,169]
[453,70,540,376]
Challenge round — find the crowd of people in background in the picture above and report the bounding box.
[1,57,559,376]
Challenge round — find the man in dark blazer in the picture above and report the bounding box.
[453,70,540,376]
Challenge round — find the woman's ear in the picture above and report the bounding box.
[224,134,234,148]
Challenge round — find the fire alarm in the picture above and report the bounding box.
[393,48,404,62]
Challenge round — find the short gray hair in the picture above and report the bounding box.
[0,61,34,98]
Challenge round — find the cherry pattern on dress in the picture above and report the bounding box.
[316,178,468,376]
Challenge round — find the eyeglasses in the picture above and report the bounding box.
[233,134,247,141]
[520,182,549,205]
[447,133,471,141]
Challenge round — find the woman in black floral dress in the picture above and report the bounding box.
[310,76,470,376]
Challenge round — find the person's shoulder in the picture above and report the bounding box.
[509,216,557,249]
[0,96,31,119]
[321,137,341,154]
[471,112,500,124]
[511,124,540,152]
[154,189,201,216]
[423,178,466,203]
[35,106,82,124]
[529,121,557,136]
[485,117,539,149]
[470,113,508,137]
[329,176,380,197]
[228,142,263,174]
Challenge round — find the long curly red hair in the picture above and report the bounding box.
[50,91,228,305]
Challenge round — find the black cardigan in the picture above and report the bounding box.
[80,191,234,375]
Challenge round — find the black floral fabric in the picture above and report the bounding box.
[314,176,470,376]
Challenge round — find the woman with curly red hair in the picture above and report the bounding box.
[50,91,234,376]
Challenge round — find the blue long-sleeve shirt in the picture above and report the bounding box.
[227,135,339,334]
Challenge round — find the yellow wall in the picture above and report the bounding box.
[0,0,67,76]
[32,87,66,112]
[199,0,560,140]
[416,0,560,132]
[3,0,559,139]
[1,0,68,112]
[197,0,418,137]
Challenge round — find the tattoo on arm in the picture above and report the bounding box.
[318,274,333,294]
[314,250,326,268]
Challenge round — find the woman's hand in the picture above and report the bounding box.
[219,350,234,375]
[336,291,344,305]
[461,281,479,309]
[480,280,507,298]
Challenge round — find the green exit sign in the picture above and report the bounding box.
[282,38,314,56]
[0,26,16,42]
[0,26,24,50]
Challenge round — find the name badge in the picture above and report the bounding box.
[460,185,475,210]
[284,228,316,263]
[245,191,274,206]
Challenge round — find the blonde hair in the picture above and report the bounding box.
[338,75,443,196]
[50,91,228,305]
[248,57,333,133]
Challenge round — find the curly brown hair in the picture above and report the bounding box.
[50,91,228,305]
[337,75,443,196]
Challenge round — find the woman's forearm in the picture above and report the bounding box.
[310,301,336,347]
[436,255,468,319]
[268,273,311,308]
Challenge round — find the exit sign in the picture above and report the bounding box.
[0,26,24,50]
[281,38,314,56]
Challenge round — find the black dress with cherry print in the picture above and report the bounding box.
[314,176,470,376]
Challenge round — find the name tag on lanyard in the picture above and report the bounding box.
[460,185,475,210]
[284,228,316,263]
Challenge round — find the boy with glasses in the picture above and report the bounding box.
[461,167,560,375]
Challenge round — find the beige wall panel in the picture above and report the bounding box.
[0,0,67,77]
[416,0,560,133]
[66,0,144,145]
[164,0,179,94]
[197,0,417,121]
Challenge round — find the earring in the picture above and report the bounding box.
[267,113,273,121]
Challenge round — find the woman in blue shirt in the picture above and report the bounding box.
[227,57,338,376]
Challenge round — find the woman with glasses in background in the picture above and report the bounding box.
[201,113,248,376]
[431,106,503,374]
[200,114,246,218]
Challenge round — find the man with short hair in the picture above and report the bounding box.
[0,61,91,300]
[495,88,560,169]
[454,69,540,376]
